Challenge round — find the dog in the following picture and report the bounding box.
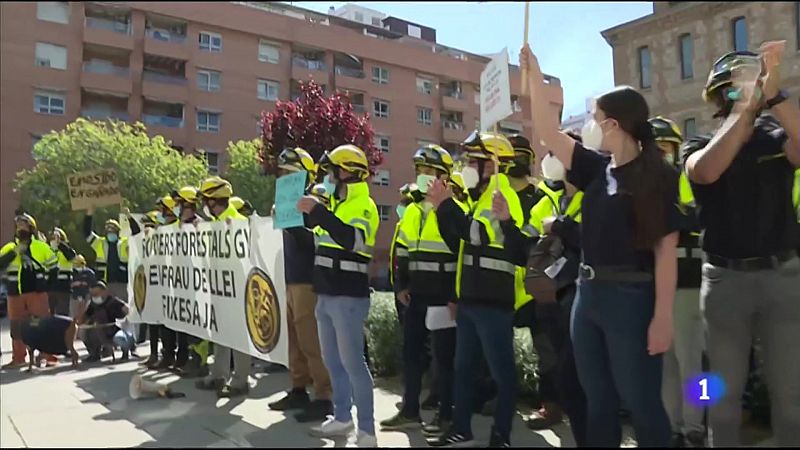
[20,315,80,371]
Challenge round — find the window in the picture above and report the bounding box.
[201,151,220,174]
[417,107,432,126]
[36,2,69,24]
[638,46,652,89]
[408,24,422,39]
[416,77,433,95]
[372,66,389,84]
[199,32,222,52]
[732,17,748,51]
[258,39,280,64]
[35,42,67,70]
[258,79,279,101]
[354,11,364,23]
[374,135,390,153]
[34,90,64,115]
[684,118,697,139]
[197,111,220,132]
[197,69,220,92]
[679,34,694,80]
[377,205,391,222]
[373,100,389,118]
[371,16,381,26]
[372,169,390,186]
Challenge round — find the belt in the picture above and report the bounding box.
[579,264,654,283]
[314,255,368,274]
[705,249,797,272]
[409,261,458,273]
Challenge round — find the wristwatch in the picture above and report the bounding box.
[765,89,788,109]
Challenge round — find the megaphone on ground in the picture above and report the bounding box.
[129,374,186,400]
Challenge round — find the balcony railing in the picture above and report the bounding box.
[142,114,184,128]
[143,71,187,85]
[352,104,365,113]
[442,90,464,100]
[85,16,131,34]
[442,120,464,130]
[293,57,326,71]
[82,61,130,77]
[335,66,365,79]
[146,28,187,44]
[81,109,129,121]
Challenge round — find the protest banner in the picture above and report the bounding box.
[273,170,307,229]
[67,168,123,211]
[127,215,289,365]
[480,48,513,132]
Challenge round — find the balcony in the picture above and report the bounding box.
[293,57,326,71]
[142,72,188,102]
[335,66,365,79]
[81,108,129,122]
[80,61,132,95]
[83,16,133,50]
[144,28,189,60]
[142,114,183,128]
[143,71,187,86]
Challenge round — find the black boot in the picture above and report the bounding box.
[268,389,310,411]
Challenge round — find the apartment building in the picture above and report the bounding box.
[0,1,563,280]
[602,1,800,138]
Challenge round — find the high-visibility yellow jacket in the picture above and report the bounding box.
[0,239,57,295]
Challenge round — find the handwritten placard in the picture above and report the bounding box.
[273,170,307,229]
[480,48,513,131]
[67,168,122,211]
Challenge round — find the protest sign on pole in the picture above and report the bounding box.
[273,171,307,229]
[66,168,123,211]
[127,215,289,365]
[480,48,513,132]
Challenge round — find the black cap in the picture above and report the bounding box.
[92,280,108,290]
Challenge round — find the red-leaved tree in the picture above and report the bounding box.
[259,80,383,178]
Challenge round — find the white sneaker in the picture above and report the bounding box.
[346,430,378,448]
[309,415,355,438]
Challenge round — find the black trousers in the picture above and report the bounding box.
[148,324,160,357]
[433,326,457,420]
[401,297,429,417]
[160,327,189,363]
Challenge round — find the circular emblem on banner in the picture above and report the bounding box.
[133,265,147,314]
[245,267,280,354]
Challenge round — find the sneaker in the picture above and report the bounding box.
[83,354,101,363]
[427,431,475,448]
[155,358,175,371]
[309,416,355,438]
[1,360,26,370]
[379,412,422,431]
[422,414,451,438]
[269,389,310,411]
[217,384,249,398]
[140,355,157,367]
[294,400,333,423]
[421,393,439,411]
[195,377,226,391]
[488,429,510,448]
[685,430,705,448]
[346,430,378,448]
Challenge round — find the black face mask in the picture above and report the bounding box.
[16,229,32,241]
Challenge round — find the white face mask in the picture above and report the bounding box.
[416,174,437,194]
[581,119,605,150]
[172,206,182,218]
[203,205,213,219]
[541,154,566,181]
[664,152,675,165]
[461,166,480,189]
[91,296,104,305]
[50,240,58,250]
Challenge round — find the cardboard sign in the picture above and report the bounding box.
[480,48,513,131]
[127,216,289,365]
[67,168,122,211]
[273,170,307,229]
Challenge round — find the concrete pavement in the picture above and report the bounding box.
[0,318,575,448]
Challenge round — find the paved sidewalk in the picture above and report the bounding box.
[0,319,572,448]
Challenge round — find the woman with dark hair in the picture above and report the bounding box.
[512,44,681,447]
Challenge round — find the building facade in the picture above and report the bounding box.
[602,1,800,139]
[0,1,563,280]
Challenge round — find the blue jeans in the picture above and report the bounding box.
[316,295,375,435]
[113,330,135,352]
[452,304,516,441]
[571,279,671,447]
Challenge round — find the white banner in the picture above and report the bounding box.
[480,48,513,131]
[127,216,288,365]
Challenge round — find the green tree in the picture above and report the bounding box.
[13,118,207,257]
[222,139,275,215]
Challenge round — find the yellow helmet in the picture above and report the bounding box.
[648,116,683,145]
[143,210,159,226]
[461,131,515,161]
[413,144,453,175]
[200,176,233,199]
[309,183,331,207]
[15,213,38,231]
[104,218,121,231]
[52,227,69,243]
[230,196,245,211]
[173,186,199,204]
[319,144,370,180]
[278,147,316,176]
[73,254,86,266]
[157,195,177,210]
[449,172,467,194]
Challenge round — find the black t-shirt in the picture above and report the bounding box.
[85,295,127,337]
[567,142,681,270]
[681,113,799,258]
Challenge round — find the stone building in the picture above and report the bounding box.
[602,1,800,138]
